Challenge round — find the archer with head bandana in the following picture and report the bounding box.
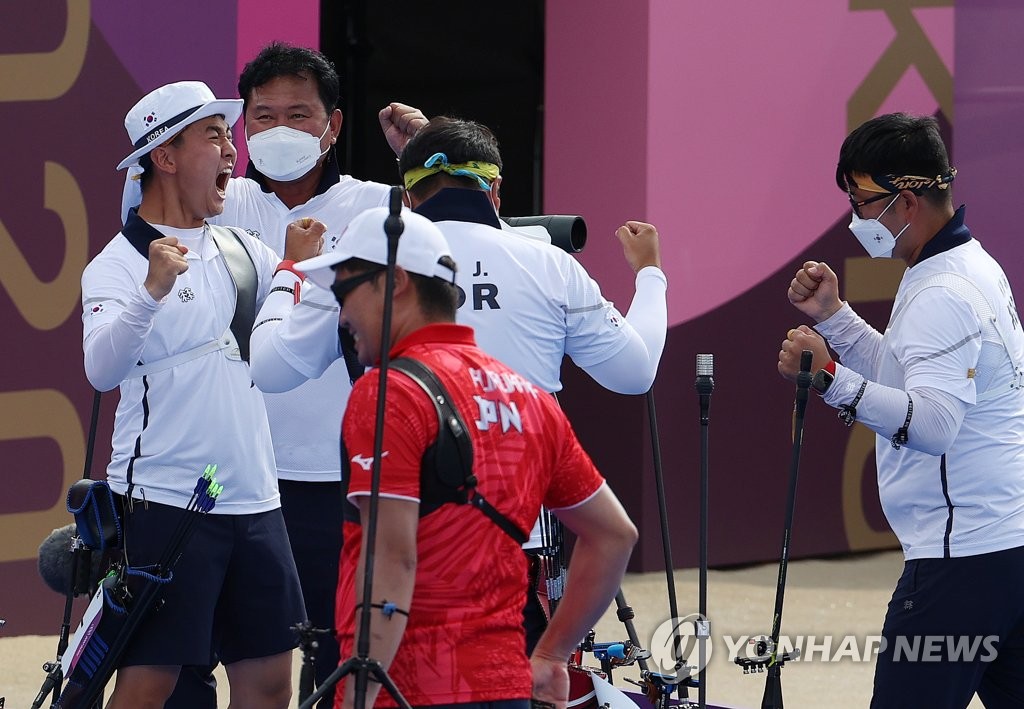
[779,112,1024,708]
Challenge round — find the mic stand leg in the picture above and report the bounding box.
[645,392,691,702]
[300,654,413,709]
[697,390,712,709]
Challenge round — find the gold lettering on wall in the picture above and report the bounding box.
[848,0,954,131]
[0,2,93,574]
[0,161,89,330]
[0,390,84,563]
[0,0,90,101]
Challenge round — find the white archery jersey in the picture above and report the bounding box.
[212,175,389,481]
[82,224,281,513]
[876,239,1024,559]
[440,220,637,393]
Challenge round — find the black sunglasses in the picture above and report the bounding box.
[329,266,386,308]
[848,191,896,219]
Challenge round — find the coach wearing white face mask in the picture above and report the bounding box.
[779,113,1024,709]
[151,42,426,709]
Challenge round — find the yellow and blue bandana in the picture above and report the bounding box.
[404,152,500,191]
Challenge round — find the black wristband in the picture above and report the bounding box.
[891,394,913,449]
[838,380,867,426]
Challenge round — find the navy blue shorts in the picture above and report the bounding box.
[117,500,306,668]
[872,544,1024,708]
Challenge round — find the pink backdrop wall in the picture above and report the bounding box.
[547,2,953,326]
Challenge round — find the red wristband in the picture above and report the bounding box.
[274,260,306,280]
[823,360,837,376]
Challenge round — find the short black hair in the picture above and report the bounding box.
[339,257,458,321]
[836,113,952,207]
[399,117,503,199]
[238,41,341,115]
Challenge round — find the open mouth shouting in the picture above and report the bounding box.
[216,165,232,198]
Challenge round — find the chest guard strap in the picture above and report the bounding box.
[390,356,528,545]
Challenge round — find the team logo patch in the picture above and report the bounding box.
[143,112,157,126]
[90,303,104,314]
[245,228,260,238]
[606,310,623,329]
[178,287,196,303]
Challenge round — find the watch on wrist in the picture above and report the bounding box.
[811,367,835,395]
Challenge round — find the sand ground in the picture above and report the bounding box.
[0,550,985,708]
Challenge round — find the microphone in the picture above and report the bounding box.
[38,524,105,596]
[696,354,714,424]
[384,186,404,238]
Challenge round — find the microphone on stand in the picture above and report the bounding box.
[694,354,714,709]
[696,354,714,420]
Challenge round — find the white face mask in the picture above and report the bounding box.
[246,122,330,182]
[848,194,909,258]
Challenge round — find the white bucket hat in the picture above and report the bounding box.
[117,80,242,170]
[118,81,242,223]
[297,207,457,289]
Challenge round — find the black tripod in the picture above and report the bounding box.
[734,350,813,708]
[300,187,412,709]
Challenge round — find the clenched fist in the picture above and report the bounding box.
[284,217,327,262]
[144,236,189,301]
[615,221,661,273]
[379,103,428,156]
[787,260,843,323]
[778,325,831,382]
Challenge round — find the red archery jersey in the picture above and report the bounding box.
[335,323,603,707]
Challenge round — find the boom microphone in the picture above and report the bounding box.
[38,525,105,596]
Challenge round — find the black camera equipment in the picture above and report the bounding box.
[54,466,224,709]
[734,350,813,708]
[501,215,587,253]
[32,390,106,709]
